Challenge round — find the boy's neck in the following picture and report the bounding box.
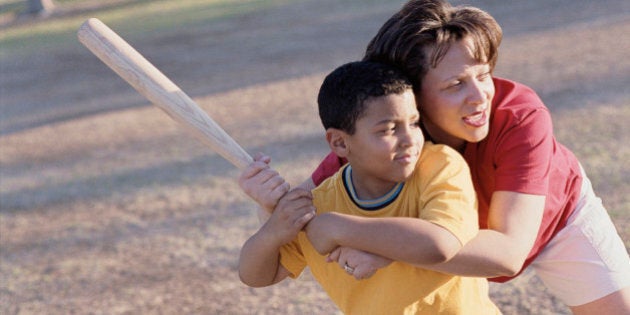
[345,165,403,202]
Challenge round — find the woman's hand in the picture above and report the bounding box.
[328,247,393,280]
[238,153,290,213]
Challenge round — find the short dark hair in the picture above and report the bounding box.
[364,0,502,93]
[318,61,413,134]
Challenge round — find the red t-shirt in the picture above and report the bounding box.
[310,77,582,282]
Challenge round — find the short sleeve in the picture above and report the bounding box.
[278,236,308,279]
[417,145,479,246]
[311,152,347,186]
[493,107,554,195]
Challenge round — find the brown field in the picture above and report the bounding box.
[1,0,628,314]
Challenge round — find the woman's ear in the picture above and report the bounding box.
[326,128,349,158]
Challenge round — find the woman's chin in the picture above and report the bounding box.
[467,126,490,143]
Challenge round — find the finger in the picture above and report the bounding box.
[356,268,376,280]
[270,181,290,199]
[293,203,316,218]
[279,199,315,215]
[291,188,313,200]
[252,152,271,164]
[337,258,348,270]
[246,169,285,197]
[238,160,270,182]
[327,248,341,263]
[293,209,315,228]
[280,188,313,202]
[257,168,282,184]
[261,172,287,190]
[275,195,314,217]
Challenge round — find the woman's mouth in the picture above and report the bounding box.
[463,110,488,127]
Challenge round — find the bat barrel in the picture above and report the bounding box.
[78,18,253,170]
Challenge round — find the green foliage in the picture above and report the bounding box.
[0,0,290,58]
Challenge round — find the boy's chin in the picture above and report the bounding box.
[393,168,416,182]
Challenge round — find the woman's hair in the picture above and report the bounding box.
[364,0,502,93]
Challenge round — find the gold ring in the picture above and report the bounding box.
[344,263,355,274]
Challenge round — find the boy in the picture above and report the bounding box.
[238,61,500,314]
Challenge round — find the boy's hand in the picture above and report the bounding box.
[259,188,316,245]
[305,212,342,254]
[328,247,393,280]
[238,153,290,213]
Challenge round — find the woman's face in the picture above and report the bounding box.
[418,38,495,152]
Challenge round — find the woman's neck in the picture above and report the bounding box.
[422,121,466,153]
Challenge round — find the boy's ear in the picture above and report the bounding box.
[326,128,349,158]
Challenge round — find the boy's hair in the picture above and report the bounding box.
[364,0,502,93]
[318,61,413,135]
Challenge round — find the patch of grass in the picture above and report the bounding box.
[0,0,290,58]
[0,0,24,15]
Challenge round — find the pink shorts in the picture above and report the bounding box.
[531,168,630,306]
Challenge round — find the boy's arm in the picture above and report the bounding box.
[238,153,316,224]
[239,228,292,287]
[307,146,477,267]
[238,189,315,287]
[306,213,462,265]
[238,153,291,214]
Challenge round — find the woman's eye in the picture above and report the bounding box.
[447,81,462,90]
[479,72,491,80]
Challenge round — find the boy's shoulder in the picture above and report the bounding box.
[418,142,468,169]
[310,142,470,202]
[412,142,471,184]
[311,164,347,195]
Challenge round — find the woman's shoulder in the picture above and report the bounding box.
[491,77,551,126]
[492,77,545,110]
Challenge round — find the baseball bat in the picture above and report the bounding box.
[77,18,253,170]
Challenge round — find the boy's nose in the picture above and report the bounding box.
[399,129,422,148]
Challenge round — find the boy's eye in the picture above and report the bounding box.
[380,125,396,134]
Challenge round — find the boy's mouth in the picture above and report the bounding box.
[395,152,418,164]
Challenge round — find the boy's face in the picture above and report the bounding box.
[340,90,423,198]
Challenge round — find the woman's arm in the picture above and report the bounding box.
[306,212,463,265]
[425,191,545,277]
[325,191,545,279]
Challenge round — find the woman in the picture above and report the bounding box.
[238,1,630,313]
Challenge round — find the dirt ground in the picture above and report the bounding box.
[1,0,629,314]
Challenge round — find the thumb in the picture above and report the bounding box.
[253,152,272,164]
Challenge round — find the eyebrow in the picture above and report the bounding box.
[374,114,420,126]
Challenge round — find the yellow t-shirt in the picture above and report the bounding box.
[279,142,501,314]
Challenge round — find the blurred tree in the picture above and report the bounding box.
[27,0,55,15]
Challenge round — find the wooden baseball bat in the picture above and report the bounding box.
[77,18,253,170]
